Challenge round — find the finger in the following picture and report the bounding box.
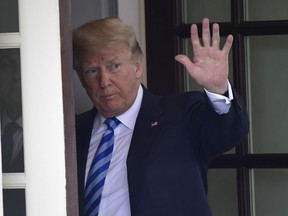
[202,18,211,47]
[191,24,201,51]
[175,54,195,73]
[212,23,220,48]
[222,34,234,55]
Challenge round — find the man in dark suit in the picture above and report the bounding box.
[73,17,249,216]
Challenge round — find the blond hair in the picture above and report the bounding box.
[73,17,143,71]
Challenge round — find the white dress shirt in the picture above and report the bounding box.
[85,82,233,216]
[205,80,234,114]
[85,86,143,216]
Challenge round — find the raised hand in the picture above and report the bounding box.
[175,18,233,94]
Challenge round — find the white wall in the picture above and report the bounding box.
[71,0,146,114]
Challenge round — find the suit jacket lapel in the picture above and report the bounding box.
[127,87,165,210]
[128,87,164,161]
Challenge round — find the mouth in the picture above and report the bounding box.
[101,93,117,100]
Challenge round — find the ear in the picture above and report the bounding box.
[135,56,144,79]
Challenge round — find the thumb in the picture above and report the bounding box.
[175,54,194,71]
[175,54,190,65]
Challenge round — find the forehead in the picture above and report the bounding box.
[81,43,131,62]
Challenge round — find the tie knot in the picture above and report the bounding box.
[104,117,120,130]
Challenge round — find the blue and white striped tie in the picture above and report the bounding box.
[84,117,120,216]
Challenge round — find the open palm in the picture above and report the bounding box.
[175,18,233,94]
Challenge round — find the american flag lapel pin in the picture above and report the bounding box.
[151,121,159,127]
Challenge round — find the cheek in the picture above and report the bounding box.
[118,81,139,105]
[83,80,100,96]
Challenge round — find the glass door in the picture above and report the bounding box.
[0,0,26,215]
[180,0,288,215]
[144,0,288,215]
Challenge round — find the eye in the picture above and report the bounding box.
[84,68,99,78]
[109,63,121,73]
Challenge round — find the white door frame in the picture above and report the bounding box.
[1,0,67,215]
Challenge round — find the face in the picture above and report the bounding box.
[77,44,143,118]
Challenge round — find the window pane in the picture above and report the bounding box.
[182,0,231,23]
[3,189,26,216]
[208,169,238,216]
[245,0,288,21]
[253,169,288,216]
[247,35,288,153]
[0,0,19,32]
[0,48,24,172]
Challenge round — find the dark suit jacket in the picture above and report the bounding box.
[76,86,249,216]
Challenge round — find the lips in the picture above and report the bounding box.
[101,93,117,100]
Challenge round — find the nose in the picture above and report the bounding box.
[99,69,111,88]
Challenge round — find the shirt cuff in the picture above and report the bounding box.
[204,81,234,114]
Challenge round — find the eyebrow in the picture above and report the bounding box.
[81,54,124,68]
[105,56,121,64]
